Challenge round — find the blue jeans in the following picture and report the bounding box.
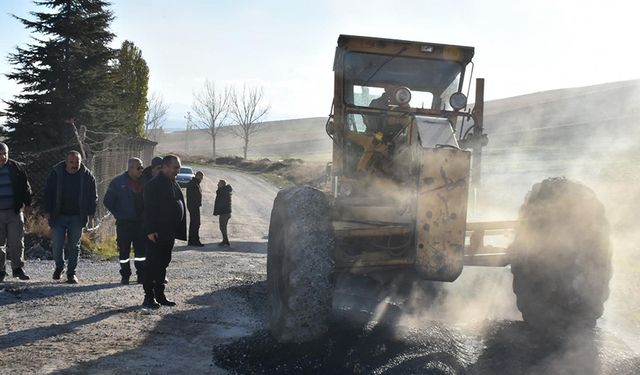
[51,215,83,276]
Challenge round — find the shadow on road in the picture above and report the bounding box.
[0,306,139,350]
[59,278,269,374]
[0,282,121,306]
[56,279,640,374]
[174,240,267,254]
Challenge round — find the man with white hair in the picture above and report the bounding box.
[104,157,146,284]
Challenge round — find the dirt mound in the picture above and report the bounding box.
[181,155,327,188]
[213,321,472,374]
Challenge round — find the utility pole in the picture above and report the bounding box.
[184,111,192,152]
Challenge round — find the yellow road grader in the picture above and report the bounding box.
[267,35,611,343]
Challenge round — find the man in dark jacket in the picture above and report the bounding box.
[142,155,187,308]
[213,179,232,247]
[0,143,33,282]
[44,150,98,284]
[186,171,204,247]
[104,157,146,285]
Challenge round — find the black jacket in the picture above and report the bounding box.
[44,161,97,226]
[186,177,202,210]
[143,171,187,241]
[4,159,32,214]
[140,166,154,186]
[213,184,232,216]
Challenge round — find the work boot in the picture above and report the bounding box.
[66,274,79,284]
[142,296,160,309]
[12,268,30,280]
[156,295,176,307]
[52,267,64,280]
[121,274,130,285]
[0,270,5,282]
[189,241,205,247]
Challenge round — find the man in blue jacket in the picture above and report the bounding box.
[104,158,145,285]
[44,150,98,284]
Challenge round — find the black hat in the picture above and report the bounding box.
[151,156,163,167]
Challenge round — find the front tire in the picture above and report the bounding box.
[511,178,612,331]
[267,186,335,343]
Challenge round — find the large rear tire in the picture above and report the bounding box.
[267,186,335,343]
[511,178,612,331]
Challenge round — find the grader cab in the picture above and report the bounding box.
[267,35,612,343]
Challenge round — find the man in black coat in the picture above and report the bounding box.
[141,155,187,308]
[186,171,204,247]
[213,179,232,247]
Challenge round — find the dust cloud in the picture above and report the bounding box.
[331,80,640,371]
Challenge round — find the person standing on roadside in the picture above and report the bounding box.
[104,158,146,285]
[0,143,33,282]
[213,179,232,247]
[44,150,98,284]
[140,156,163,185]
[142,155,186,308]
[140,156,168,283]
[186,171,204,247]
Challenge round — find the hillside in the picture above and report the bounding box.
[157,80,640,170]
[156,117,331,161]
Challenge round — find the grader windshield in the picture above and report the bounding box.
[343,51,465,111]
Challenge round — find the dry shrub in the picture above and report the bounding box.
[25,213,52,238]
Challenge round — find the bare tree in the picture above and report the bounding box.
[144,92,169,140]
[191,79,230,158]
[229,84,270,159]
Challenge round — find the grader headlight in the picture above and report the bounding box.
[449,92,467,111]
[392,87,412,106]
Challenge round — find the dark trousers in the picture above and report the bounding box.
[188,206,200,243]
[116,220,145,277]
[143,233,174,299]
[219,213,231,244]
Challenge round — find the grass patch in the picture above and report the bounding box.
[81,233,118,259]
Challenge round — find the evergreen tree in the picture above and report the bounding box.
[3,0,116,151]
[112,40,149,136]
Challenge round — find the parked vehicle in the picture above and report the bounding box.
[176,166,195,187]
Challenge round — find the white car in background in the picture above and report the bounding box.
[176,166,195,188]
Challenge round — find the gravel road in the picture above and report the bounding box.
[0,167,276,374]
[1,166,639,374]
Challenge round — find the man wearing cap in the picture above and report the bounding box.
[186,171,204,247]
[104,158,146,284]
[142,155,186,308]
[141,156,163,185]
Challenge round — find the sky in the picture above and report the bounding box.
[1,0,639,128]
